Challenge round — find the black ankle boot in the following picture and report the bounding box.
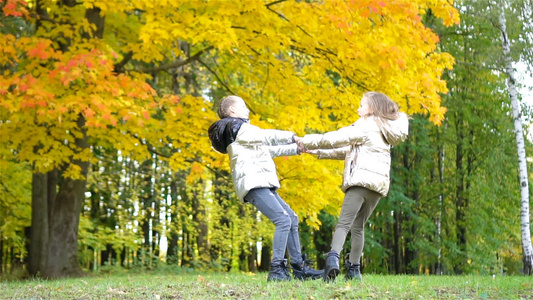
[267,259,292,282]
[323,251,340,282]
[291,254,324,280]
[345,260,362,281]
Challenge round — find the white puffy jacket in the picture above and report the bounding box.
[227,123,299,201]
[302,113,409,196]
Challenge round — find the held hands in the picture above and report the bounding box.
[293,136,317,155]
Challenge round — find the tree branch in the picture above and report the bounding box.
[134,46,214,73]
[114,51,133,74]
[197,58,234,94]
[197,58,258,115]
[266,0,288,8]
[265,1,312,37]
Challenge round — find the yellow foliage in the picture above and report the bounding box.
[1,0,459,224]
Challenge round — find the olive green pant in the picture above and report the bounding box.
[330,186,382,264]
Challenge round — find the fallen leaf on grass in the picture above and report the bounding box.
[107,287,126,294]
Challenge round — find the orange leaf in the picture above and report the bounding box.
[28,42,50,59]
[84,108,95,118]
[67,59,77,70]
[3,0,28,18]
[26,74,37,85]
[49,70,58,80]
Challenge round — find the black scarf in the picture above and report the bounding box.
[208,117,249,154]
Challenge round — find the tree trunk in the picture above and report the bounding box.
[45,118,89,278]
[211,169,233,268]
[139,159,153,266]
[29,171,49,276]
[0,234,4,274]
[260,244,271,271]
[180,184,193,267]
[454,115,468,274]
[28,116,90,278]
[248,244,257,272]
[393,209,401,274]
[497,6,533,275]
[436,125,445,274]
[192,182,209,263]
[167,177,180,264]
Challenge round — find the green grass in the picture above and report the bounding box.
[1,271,532,299]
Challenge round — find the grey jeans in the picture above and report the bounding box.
[244,188,302,266]
[330,186,382,264]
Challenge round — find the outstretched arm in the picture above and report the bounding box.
[266,143,300,158]
[302,123,366,150]
[260,129,296,146]
[306,147,349,160]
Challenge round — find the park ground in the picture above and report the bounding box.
[1,268,532,299]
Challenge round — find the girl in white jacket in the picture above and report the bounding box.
[296,92,409,281]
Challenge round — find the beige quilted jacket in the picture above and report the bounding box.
[302,113,409,196]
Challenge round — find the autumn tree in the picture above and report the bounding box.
[1,0,459,278]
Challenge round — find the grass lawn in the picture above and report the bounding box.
[1,270,532,299]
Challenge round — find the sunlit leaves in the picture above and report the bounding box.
[1,0,30,18]
[130,0,459,126]
[1,0,459,228]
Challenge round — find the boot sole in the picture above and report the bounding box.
[323,268,340,282]
[294,272,324,281]
[267,276,291,282]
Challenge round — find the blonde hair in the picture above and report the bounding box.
[363,92,400,121]
[217,95,242,118]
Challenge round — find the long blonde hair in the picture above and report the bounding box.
[363,92,400,121]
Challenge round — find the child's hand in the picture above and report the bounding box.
[305,149,319,155]
[293,136,306,153]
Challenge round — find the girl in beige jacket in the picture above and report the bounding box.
[296,92,409,281]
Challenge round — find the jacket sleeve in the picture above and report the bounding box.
[315,147,349,160]
[266,143,300,158]
[260,129,295,146]
[302,121,366,150]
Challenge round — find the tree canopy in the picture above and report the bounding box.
[1,0,459,225]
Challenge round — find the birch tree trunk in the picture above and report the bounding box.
[437,125,446,275]
[498,5,533,275]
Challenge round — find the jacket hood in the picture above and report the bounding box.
[208,117,249,154]
[378,112,409,146]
